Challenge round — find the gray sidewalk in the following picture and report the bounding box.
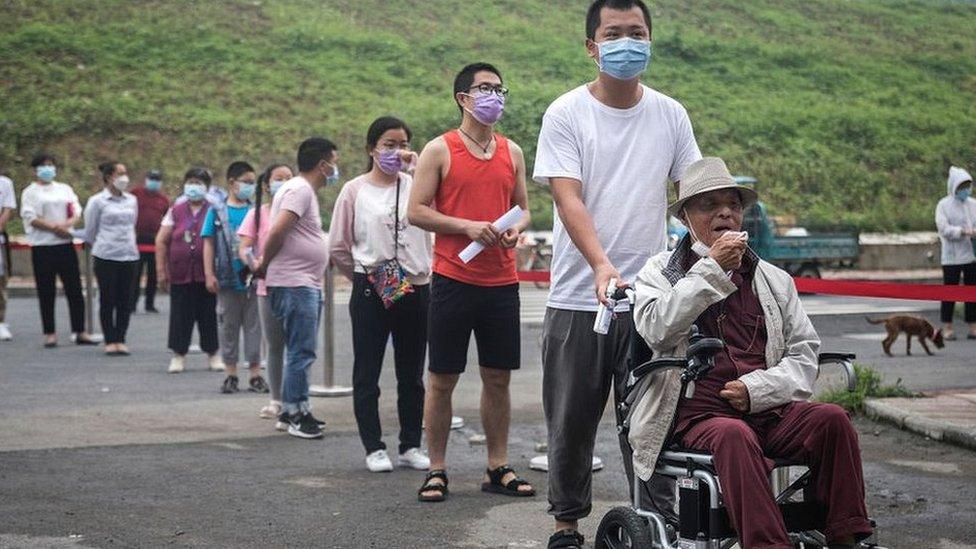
[868,391,976,451]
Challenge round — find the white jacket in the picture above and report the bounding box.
[935,166,976,266]
[628,240,820,481]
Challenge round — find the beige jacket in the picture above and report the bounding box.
[628,242,820,481]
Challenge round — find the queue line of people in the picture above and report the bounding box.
[0,1,970,547]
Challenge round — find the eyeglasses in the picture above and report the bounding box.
[468,83,509,97]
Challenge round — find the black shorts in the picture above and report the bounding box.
[427,273,520,374]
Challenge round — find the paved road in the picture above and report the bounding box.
[1,290,974,548]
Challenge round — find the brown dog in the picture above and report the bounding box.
[866,315,945,357]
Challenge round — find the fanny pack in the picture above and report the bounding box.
[366,177,413,309]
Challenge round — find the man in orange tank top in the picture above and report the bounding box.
[408,62,534,503]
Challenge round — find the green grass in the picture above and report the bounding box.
[818,364,916,413]
[2,0,975,233]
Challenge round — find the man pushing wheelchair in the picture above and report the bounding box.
[627,157,874,549]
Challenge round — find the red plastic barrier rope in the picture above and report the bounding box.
[516,270,550,283]
[793,277,976,303]
[515,271,976,303]
[6,241,157,254]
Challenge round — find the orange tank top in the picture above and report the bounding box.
[432,130,518,287]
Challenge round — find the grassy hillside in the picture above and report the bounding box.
[2,0,975,232]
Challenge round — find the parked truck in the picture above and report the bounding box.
[737,177,859,278]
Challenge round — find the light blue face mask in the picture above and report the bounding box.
[956,188,973,202]
[146,179,162,192]
[325,164,340,186]
[596,37,652,81]
[36,165,57,183]
[236,183,256,201]
[270,179,286,196]
[184,183,207,202]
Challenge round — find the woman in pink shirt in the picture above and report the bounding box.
[238,162,294,422]
[328,117,432,473]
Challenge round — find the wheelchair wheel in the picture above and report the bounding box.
[595,506,654,549]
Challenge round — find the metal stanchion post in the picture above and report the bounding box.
[82,244,104,343]
[310,266,351,397]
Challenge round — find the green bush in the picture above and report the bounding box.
[1,0,975,231]
[817,364,916,413]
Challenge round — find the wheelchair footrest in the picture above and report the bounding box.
[780,500,827,533]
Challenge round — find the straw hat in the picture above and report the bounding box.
[668,157,758,217]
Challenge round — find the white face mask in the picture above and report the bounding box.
[112,175,130,192]
[683,208,748,258]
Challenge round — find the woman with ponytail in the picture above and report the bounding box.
[238,162,294,422]
[81,161,139,355]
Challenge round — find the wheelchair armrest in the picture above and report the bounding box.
[631,357,687,381]
[817,352,857,392]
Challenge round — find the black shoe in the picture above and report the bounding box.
[308,413,326,428]
[548,529,583,549]
[287,412,323,439]
[220,375,239,394]
[75,336,98,346]
[248,376,270,393]
[146,307,159,314]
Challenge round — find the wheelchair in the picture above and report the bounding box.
[595,288,887,549]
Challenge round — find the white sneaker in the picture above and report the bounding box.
[259,401,282,419]
[168,355,186,374]
[208,354,225,372]
[0,323,12,341]
[365,449,394,473]
[396,447,431,470]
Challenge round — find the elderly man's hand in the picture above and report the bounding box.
[709,232,747,271]
[720,380,751,412]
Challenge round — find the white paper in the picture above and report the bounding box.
[458,205,525,264]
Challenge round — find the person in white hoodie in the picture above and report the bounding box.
[935,166,976,340]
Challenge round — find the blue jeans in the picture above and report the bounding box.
[269,286,322,415]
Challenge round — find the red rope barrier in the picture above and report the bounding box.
[793,277,976,303]
[5,241,156,253]
[514,271,976,303]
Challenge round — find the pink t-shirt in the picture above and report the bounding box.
[237,204,272,296]
[266,176,329,289]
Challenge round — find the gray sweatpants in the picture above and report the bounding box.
[542,307,676,522]
[216,287,261,367]
[259,294,286,401]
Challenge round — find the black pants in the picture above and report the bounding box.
[350,273,428,455]
[168,282,218,355]
[94,258,138,344]
[31,243,85,335]
[131,251,158,311]
[941,262,976,323]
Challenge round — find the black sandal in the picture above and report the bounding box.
[481,465,535,497]
[418,470,449,502]
[548,529,584,548]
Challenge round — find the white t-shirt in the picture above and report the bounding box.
[533,84,701,312]
[0,176,16,211]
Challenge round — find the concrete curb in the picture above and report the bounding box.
[865,399,976,451]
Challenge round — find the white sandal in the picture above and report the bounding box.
[259,401,282,419]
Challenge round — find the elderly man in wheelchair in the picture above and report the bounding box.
[603,158,877,549]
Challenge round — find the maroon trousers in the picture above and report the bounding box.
[681,402,873,549]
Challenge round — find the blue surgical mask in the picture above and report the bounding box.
[184,183,207,202]
[596,37,652,80]
[146,179,162,192]
[236,183,256,201]
[325,164,340,186]
[956,188,973,202]
[36,165,57,183]
[270,179,286,196]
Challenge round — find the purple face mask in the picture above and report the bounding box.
[466,92,505,126]
[377,149,402,176]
